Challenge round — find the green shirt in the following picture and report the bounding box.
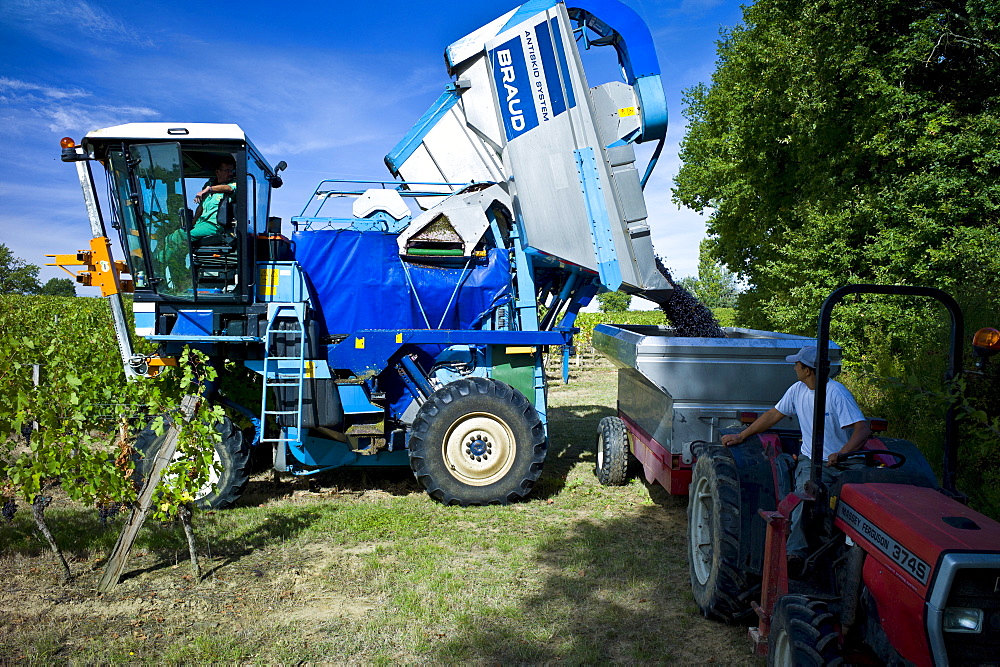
[190,178,237,239]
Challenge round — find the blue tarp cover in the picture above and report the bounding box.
[293,229,511,335]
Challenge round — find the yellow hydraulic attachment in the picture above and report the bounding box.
[47,236,175,378]
[47,236,133,297]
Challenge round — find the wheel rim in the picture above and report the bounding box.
[771,627,792,667]
[690,474,715,585]
[158,443,222,501]
[193,446,223,500]
[442,412,516,486]
[596,433,606,471]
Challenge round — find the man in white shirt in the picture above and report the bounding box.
[720,346,871,572]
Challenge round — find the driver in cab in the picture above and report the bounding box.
[189,158,237,242]
[160,157,237,259]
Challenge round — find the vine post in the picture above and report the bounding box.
[99,394,199,592]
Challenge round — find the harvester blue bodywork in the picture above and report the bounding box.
[65,0,672,506]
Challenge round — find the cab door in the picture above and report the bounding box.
[127,142,194,299]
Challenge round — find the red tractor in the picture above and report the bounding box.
[688,285,1000,665]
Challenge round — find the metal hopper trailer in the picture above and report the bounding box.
[591,323,841,493]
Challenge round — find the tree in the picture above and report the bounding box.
[0,243,41,295]
[678,239,739,309]
[673,0,1000,337]
[39,278,76,297]
[672,0,1000,514]
[597,290,632,313]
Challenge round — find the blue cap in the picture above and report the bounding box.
[785,346,818,369]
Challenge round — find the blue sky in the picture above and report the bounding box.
[1,0,745,296]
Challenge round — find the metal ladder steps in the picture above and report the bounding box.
[261,308,309,447]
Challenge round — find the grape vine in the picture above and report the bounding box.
[0,294,226,578]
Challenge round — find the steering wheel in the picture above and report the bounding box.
[833,449,906,470]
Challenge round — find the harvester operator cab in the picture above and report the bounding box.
[75,123,282,304]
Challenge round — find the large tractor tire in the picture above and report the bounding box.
[243,425,274,475]
[768,595,842,667]
[408,377,546,506]
[687,443,759,621]
[595,416,630,486]
[134,415,250,510]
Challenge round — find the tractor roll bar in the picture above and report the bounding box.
[812,285,964,495]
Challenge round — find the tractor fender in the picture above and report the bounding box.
[726,437,783,577]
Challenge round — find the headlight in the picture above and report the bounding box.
[943,607,984,633]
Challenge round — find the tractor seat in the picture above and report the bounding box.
[192,233,238,292]
[774,452,797,499]
[192,197,237,254]
[193,233,236,253]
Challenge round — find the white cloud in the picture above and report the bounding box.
[0,77,159,134]
[0,0,150,46]
[228,56,445,155]
[260,131,392,158]
[0,178,98,289]
[66,33,440,160]
[35,102,159,134]
[0,77,88,101]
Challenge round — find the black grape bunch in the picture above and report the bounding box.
[1,498,16,523]
[97,501,121,525]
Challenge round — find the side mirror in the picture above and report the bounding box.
[270,161,287,189]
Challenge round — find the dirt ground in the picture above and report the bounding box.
[1,365,758,664]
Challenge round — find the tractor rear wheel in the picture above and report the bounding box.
[134,416,250,510]
[595,416,629,486]
[688,443,758,621]
[408,377,546,506]
[768,595,842,666]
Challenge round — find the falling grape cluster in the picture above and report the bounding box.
[655,257,727,338]
[97,502,122,525]
[2,499,17,523]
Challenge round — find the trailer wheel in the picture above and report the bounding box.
[408,377,546,506]
[595,416,630,485]
[768,595,842,667]
[133,416,250,510]
[688,444,758,621]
